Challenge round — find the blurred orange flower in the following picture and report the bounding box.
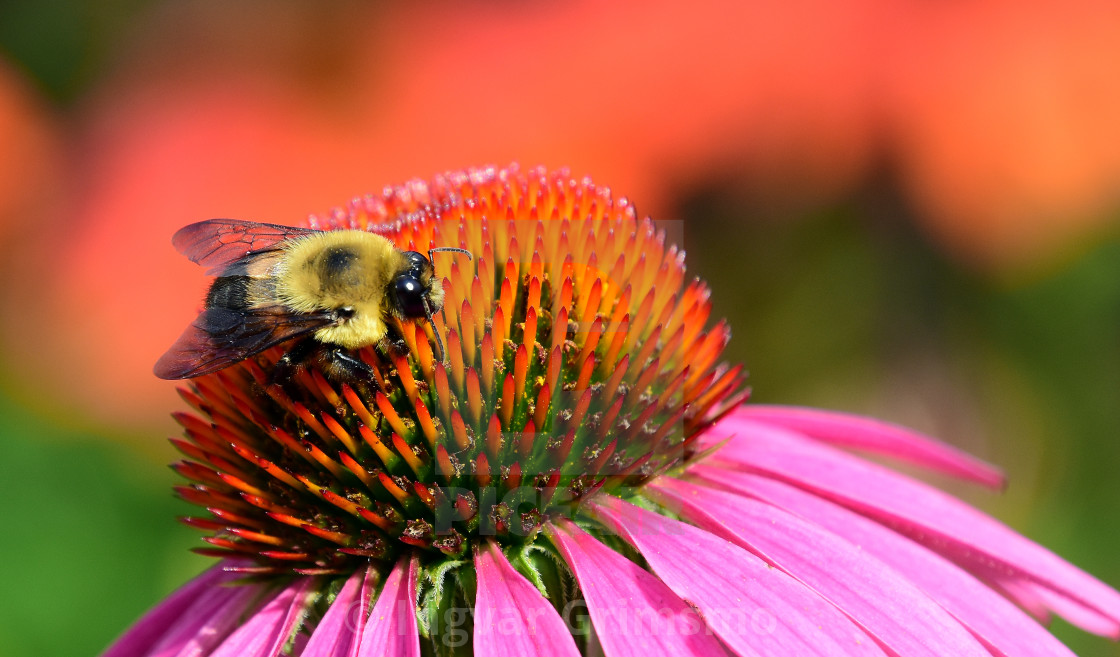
[0,60,60,250]
[7,0,1120,431]
[12,1,875,430]
[0,59,64,406]
[885,0,1120,268]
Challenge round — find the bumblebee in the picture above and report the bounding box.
[154,219,470,382]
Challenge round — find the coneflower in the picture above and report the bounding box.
[104,165,1120,657]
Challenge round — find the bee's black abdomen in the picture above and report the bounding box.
[197,307,244,336]
[205,275,253,310]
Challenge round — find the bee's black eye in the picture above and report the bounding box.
[391,275,428,318]
[401,251,429,271]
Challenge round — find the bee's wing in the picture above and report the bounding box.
[154,306,334,379]
[172,219,321,275]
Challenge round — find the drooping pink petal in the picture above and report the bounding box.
[209,577,314,657]
[707,420,1120,632]
[545,518,729,657]
[587,496,886,657]
[986,578,1120,638]
[728,406,1005,487]
[147,579,262,657]
[1027,584,1120,638]
[473,541,580,657]
[693,467,1078,657]
[100,561,246,657]
[989,577,1053,625]
[648,477,991,657]
[356,555,420,657]
[302,567,372,657]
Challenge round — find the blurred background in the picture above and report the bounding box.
[1,0,1120,655]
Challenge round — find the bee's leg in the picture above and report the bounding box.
[311,344,383,399]
[316,345,375,384]
[270,340,380,397]
[380,323,410,359]
[270,337,319,387]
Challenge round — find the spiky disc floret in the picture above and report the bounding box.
[172,164,747,575]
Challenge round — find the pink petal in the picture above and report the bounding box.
[1028,584,1120,638]
[356,555,420,657]
[695,467,1078,657]
[707,420,1120,632]
[473,541,581,657]
[210,577,314,657]
[649,477,991,657]
[986,578,1120,638]
[148,580,262,657]
[302,568,372,657]
[545,518,729,657]
[730,405,1005,487]
[989,577,1053,625]
[587,496,886,657]
[100,561,244,657]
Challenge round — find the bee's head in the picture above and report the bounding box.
[388,247,471,363]
[389,251,439,320]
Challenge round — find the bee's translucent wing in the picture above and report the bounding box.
[172,219,321,275]
[154,306,334,379]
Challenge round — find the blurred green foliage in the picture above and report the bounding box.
[0,393,208,657]
[0,0,148,103]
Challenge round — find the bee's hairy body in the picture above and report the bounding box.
[155,218,466,382]
[202,230,442,351]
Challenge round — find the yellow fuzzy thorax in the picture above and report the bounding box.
[270,230,409,349]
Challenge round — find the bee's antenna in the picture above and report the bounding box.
[422,297,448,364]
[424,247,469,366]
[428,246,472,263]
